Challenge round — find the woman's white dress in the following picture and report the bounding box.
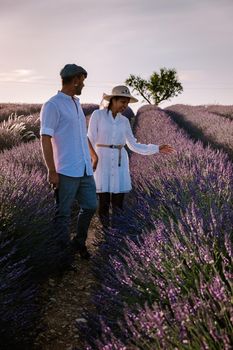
[87,108,159,193]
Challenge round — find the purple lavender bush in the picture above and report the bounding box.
[0,238,39,350]
[80,106,233,349]
[0,139,46,172]
[165,104,233,160]
[0,140,72,348]
[0,141,71,276]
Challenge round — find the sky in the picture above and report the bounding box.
[0,0,233,112]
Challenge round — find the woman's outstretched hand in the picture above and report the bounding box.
[159,144,175,154]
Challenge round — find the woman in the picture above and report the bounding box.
[87,85,174,228]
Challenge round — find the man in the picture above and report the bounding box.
[40,64,98,259]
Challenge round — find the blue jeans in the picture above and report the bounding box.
[54,173,97,247]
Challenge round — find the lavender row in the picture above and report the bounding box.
[202,104,233,120]
[81,106,233,349]
[165,104,233,160]
[0,141,72,349]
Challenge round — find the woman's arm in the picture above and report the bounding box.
[125,119,174,155]
[125,118,159,155]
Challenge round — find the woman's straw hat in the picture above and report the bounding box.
[103,85,138,103]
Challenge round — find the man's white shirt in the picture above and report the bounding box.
[40,91,93,177]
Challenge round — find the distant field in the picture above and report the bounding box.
[0,102,42,122]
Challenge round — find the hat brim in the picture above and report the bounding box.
[103,93,138,103]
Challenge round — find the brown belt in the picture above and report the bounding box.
[96,144,124,166]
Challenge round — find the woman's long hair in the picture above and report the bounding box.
[107,97,122,113]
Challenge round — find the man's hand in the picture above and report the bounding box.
[88,138,98,171]
[92,154,98,171]
[41,135,58,188]
[159,144,175,154]
[48,169,59,189]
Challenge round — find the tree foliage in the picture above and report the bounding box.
[125,68,183,105]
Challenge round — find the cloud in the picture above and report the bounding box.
[0,69,45,83]
[178,70,205,83]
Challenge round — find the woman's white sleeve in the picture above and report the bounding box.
[125,118,159,155]
[87,110,98,146]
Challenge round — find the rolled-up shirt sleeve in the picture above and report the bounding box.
[87,110,98,146]
[125,118,159,155]
[40,101,60,137]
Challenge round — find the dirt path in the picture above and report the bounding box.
[34,216,100,350]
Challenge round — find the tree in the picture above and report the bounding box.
[125,68,183,105]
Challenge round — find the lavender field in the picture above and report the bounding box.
[165,104,233,160]
[0,103,233,349]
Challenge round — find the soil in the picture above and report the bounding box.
[34,215,101,350]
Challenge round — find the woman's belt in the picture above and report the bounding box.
[96,144,125,166]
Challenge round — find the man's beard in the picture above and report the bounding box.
[75,87,82,95]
